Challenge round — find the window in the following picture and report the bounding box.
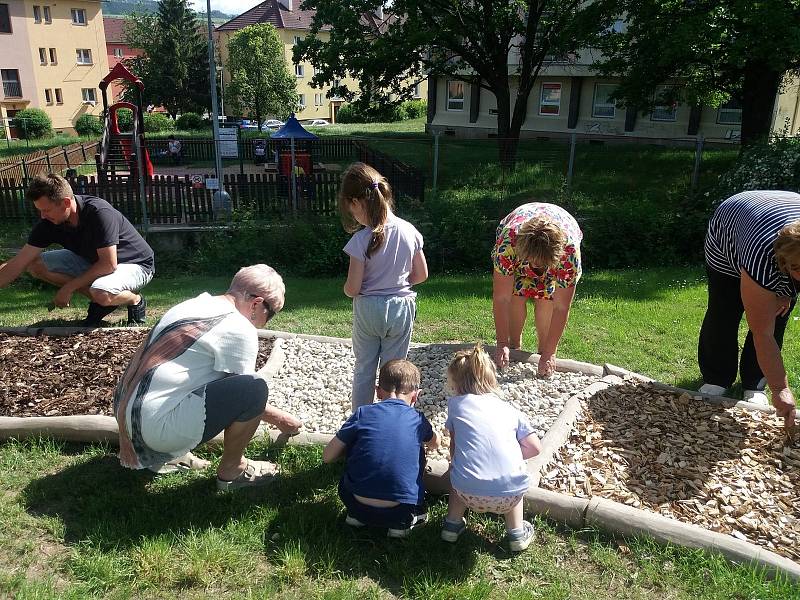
[81,88,96,102]
[413,83,421,98]
[54,88,62,104]
[43,6,50,23]
[76,49,93,65]
[717,98,742,125]
[0,4,11,33]
[539,82,561,115]
[39,48,47,65]
[44,88,52,104]
[295,64,304,77]
[314,93,323,106]
[33,5,41,23]
[297,94,306,108]
[1,69,21,97]
[71,8,86,25]
[113,48,123,59]
[293,35,302,45]
[651,85,678,121]
[447,80,464,111]
[49,48,57,63]
[592,83,617,118]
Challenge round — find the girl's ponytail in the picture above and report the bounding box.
[447,343,499,396]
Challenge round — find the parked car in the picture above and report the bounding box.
[261,119,285,131]
[239,119,259,130]
[306,119,330,127]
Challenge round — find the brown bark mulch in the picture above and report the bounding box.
[0,332,273,417]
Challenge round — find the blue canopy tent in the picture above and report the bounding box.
[271,114,319,212]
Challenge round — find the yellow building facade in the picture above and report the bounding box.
[0,0,108,137]
[215,0,425,123]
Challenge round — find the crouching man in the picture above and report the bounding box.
[0,173,153,326]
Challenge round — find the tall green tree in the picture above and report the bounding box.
[225,24,298,127]
[123,0,210,118]
[295,1,616,167]
[596,1,800,146]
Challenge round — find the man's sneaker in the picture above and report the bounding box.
[440,517,467,543]
[387,512,428,538]
[698,383,727,396]
[508,520,535,552]
[743,389,769,406]
[83,302,118,327]
[127,296,147,325]
[345,514,365,528]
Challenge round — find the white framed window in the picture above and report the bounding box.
[76,49,93,65]
[44,88,52,104]
[81,88,96,102]
[592,83,617,118]
[49,48,57,63]
[54,88,62,104]
[314,93,323,106]
[39,48,47,65]
[413,83,421,98]
[651,85,678,121]
[446,80,464,111]
[33,5,41,22]
[539,82,561,116]
[43,6,50,23]
[297,93,305,108]
[293,35,302,45]
[295,64,304,77]
[716,98,742,125]
[113,48,123,59]
[71,8,86,25]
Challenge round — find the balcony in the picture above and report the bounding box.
[3,80,22,98]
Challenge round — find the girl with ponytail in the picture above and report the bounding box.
[441,344,542,552]
[339,162,428,409]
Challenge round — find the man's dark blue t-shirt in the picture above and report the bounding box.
[336,399,433,505]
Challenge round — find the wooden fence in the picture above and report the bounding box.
[0,172,342,224]
[0,142,99,181]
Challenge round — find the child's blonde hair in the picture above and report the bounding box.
[338,162,394,258]
[447,344,499,396]
[516,215,567,269]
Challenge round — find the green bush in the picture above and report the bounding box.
[116,108,133,132]
[11,108,52,139]
[175,112,206,130]
[143,113,176,132]
[400,99,427,120]
[715,135,800,201]
[74,114,104,136]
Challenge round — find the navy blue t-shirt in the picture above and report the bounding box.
[336,399,433,505]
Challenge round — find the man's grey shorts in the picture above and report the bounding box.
[40,249,153,295]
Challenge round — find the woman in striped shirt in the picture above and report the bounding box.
[699,190,800,429]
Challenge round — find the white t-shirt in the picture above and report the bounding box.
[124,293,257,455]
[445,393,536,497]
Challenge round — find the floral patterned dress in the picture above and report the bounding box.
[492,203,582,299]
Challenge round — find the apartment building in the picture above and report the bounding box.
[215,0,426,123]
[427,35,800,144]
[103,16,140,101]
[0,0,108,137]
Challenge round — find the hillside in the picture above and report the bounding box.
[102,0,233,21]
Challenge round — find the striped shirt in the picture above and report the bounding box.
[705,190,800,297]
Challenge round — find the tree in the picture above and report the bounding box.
[295,1,615,167]
[225,24,298,126]
[11,108,52,139]
[123,0,210,118]
[595,1,800,146]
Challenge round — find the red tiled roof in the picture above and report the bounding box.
[216,0,330,32]
[103,16,128,43]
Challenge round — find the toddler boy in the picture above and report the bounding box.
[323,359,439,537]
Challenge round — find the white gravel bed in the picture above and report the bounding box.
[267,338,601,459]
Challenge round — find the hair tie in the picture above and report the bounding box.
[369,180,380,190]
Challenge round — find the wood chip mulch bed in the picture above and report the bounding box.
[539,382,800,561]
[0,332,273,417]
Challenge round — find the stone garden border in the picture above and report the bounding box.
[0,326,798,581]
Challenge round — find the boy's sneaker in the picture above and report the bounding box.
[83,302,118,327]
[345,514,365,528]
[127,296,147,325]
[387,512,428,538]
[440,517,466,543]
[508,520,535,552]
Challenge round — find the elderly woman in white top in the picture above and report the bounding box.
[114,264,302,491]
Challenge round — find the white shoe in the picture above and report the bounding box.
[698,383,727,396]
[742,389,769,406]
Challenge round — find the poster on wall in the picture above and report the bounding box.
[218,127,239,158]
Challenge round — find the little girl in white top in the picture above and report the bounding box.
[442,344,542,551]
[339,162,428,409]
